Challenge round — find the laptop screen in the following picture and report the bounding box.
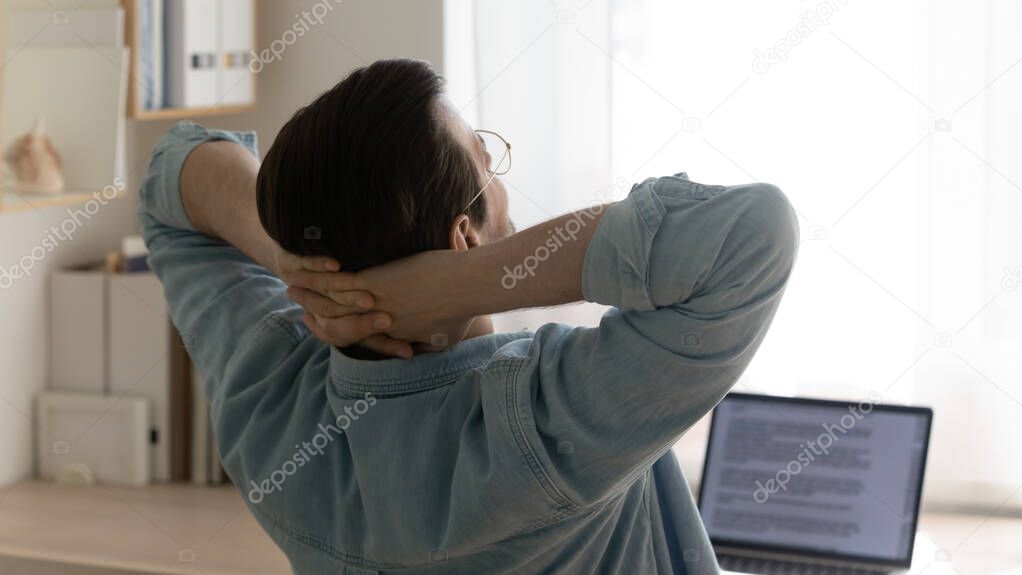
[698,393,932,567]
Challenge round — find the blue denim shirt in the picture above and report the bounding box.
[139,123,798,575]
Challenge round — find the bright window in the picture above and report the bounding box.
[464,0,1022,510]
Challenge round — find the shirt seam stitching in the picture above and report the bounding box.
[248,503,391,568]
[616,183,665,310]
[503,357,581,513]
[261,312,304,346]
[330,336,533,389]
[332,365,480,386]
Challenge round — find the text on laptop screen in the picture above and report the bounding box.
[699,394,931,564]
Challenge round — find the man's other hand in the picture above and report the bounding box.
[278,251,414,359]
[286,249,476,355]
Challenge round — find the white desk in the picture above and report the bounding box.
[917,511,1022,574]
[721,534,946,575]
[721,512,1022,575]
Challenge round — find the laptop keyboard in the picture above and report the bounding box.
[718,554,888,575]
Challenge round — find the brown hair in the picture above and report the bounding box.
[257,59,485,271]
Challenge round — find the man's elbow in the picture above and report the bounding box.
[744,182,800,275]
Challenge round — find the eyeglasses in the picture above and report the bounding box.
[464,129,511,212]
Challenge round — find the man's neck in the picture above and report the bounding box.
[465,315,495,340]
[411,315,495,355]
[345,316,494,360]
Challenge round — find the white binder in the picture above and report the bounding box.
[166,0,219,108]
[217,0,255,106]
[50,269,107,395]
[107,273,172,482]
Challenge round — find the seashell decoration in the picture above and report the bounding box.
[3,117,65,196]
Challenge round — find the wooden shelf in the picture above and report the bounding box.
[122,0,257,121]
[132,104,256,122]
[0,189,126,214]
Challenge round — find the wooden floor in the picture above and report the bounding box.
[0,481,290,574]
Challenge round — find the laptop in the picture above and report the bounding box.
[697,392,933,575]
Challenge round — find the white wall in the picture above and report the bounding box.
[0,0,141,485]
[0,0,444,485]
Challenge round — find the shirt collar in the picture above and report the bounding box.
[329,331,531,398]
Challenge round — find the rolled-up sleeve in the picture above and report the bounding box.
[138,122,302,395]
[139,122,258,235]
[509,174,799,506]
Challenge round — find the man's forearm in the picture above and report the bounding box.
[453,206,609,317]
[180,141,279,274]
[176,139,609,320]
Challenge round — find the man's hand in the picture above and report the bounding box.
[287,250,475,353]
[276,249,416,359]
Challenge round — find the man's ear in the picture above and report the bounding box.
[449,214,481,251]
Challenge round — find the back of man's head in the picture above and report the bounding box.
[257,59,486,271]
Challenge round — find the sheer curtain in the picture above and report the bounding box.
[456,0,1022,510]
[447,0,614,330]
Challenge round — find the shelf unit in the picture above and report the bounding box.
[0,1,258,212]
[122,0,257,121]
[0,188,126,214]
